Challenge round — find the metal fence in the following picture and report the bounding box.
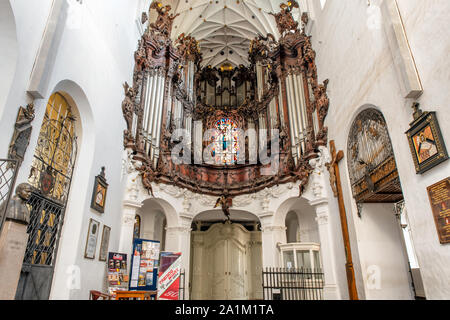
[262,267,324,300]
[179,269,186,300]
[0,159,19,234]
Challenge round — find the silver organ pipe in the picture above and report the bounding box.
[146,72,158,147]
[293,73,305,156]
[151,74,165,164]
[286,75,299,163]
[256,63,264,101]
[296,73,309,154]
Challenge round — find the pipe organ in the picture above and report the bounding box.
[122,2,330,198]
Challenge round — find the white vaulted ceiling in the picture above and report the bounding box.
[167,0,300,68]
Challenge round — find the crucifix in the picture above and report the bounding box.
[326,140,359,300]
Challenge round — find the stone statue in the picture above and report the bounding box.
[0,183,32,226]
[8,103,35,164]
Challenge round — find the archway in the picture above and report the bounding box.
[0,0,18,120]
[135,198,170,251]
[190,209,262,300]
[15,91,81,300]
[347,107,425,300]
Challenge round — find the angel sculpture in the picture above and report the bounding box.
[215,192,232,221]
[137,162,156,198]
[292,160,311,197]
[142,2,180,37]
[269,1,300,35]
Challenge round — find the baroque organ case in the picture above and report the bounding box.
[121,1,330,199]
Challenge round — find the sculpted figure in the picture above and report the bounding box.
[314,79,330,129]
[8,103,35,163]
[215,191,232,221]
[122,82,135,137]
[142,2,180,37]
[0,183,33,226]
[137,162,156,197]
[291,161,311,197]
[269,1,300,35]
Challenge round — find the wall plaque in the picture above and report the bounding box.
[427,177,450,244]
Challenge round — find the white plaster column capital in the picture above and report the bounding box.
[315,210,330,226]
[165,226,192,234]
[261,225,287,233]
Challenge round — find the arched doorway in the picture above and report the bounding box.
[135,199,168,251]
[0,0,18,119]
[15,92,78,300]
[190,210,262,300]
[347,107,425,299]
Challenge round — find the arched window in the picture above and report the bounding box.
[212,118,239,165]
[17,92,78,300]
[28,93,77,203]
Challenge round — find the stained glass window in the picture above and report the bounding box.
[212,118,239,165]
[134,215,141,240]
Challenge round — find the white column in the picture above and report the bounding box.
[260,215,287,268]
[119,200,142,274]
[309,198,341,300]
[165,216,192,300]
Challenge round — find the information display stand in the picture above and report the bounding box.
[129,239,161,294]
[107,252,129,298]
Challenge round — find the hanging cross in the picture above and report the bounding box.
[326,140,359,300]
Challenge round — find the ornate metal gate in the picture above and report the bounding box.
[0,159,19,233]
[15,93,77,300]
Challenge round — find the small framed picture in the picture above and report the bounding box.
[406,111,448,174]
[91,167,108,213]
[99,225,111,262]
[85,218,100,259]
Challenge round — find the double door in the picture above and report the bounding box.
[191,222,262,300]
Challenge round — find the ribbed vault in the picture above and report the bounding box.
[168,0,300,67]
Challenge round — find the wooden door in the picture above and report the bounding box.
[191,223,260,300]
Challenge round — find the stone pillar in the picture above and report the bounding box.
[308,146,342,300]
[119,200,142,273]
[310,198,341,300]
[0,220,29,300]
[260,214,287,268]
[165,217,192,300]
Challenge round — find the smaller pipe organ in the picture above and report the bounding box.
[122,2,330,198]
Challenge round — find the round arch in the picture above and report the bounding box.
[272,196,313,227]
[46,80,96,300]
[0,0,18,119]
[140,197,180,229]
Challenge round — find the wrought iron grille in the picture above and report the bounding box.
[28,93,77,205]
[23,192,64,266]
[262,267,324,300]
[0,159,19,233]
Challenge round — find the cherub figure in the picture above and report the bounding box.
[214,191,232,221]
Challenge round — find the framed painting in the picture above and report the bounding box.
[84,218,100,259]
[91,167,108,213]
[406,111,448,174]
[99,225,111,261]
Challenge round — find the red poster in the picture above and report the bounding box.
[157,252,182,300]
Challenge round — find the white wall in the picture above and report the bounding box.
[0,0,18,121]
[1,0,152,300]
[310,0,450,299]
[356,203,413,299]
